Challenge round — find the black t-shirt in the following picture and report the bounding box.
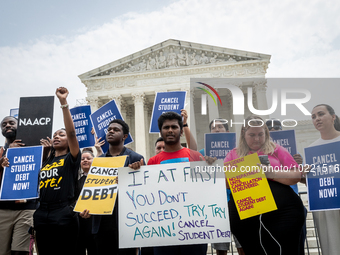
[39,151,81,204]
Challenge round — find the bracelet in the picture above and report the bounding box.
[60,104,69,109]
[183,124,188,127]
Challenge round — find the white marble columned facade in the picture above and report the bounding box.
[132,92,146,158]
[79,39,272,159]
[208,90,220,122]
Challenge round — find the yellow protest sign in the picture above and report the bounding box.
[74,156,127,215]
[225,153,277,220]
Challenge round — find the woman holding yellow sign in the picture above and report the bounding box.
[224,115,305,255]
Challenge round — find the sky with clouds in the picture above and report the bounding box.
[1,0,340,144]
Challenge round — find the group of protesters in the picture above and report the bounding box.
[0,86,339,255]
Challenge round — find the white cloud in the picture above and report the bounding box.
[1,0,340,144]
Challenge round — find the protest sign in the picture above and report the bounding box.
[149,91,186,133]
[204,133,236,159]
[0,146,43,200]
[225,153,277,220]
[70,105,95,149]
[118,160,230,248]
[269,130,297,155]
[16,96,54,146]
[90,100,133,153]
[304,141,340,211]
[10,108,19,118]
[74,156,127,215]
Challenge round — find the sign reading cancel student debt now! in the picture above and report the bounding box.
[70,105,95,149]
[74,156,127,215]
[118,161,230,248]
[0,146,43,200]
[225,153,277,220]
[304,141,340,211]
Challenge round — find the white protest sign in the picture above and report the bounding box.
[118,160,230,248]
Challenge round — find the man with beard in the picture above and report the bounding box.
[0,116,38,255]
[80,119,144,255]
[147,112,208,255]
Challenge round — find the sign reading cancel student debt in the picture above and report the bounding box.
[70,105,95,149]
[304,141,340,211]
[269,130,297,155]
[225,153,277,220]
[16,96,54,146]
[205,133,236,159]
[118,160,230,248]
[90,100,133,153]
[0,146,43,200]
[149,91,186,133]
[74,156,127,215]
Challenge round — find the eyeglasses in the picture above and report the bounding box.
[267,125,282,130]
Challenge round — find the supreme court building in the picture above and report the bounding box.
[78,39,319,161]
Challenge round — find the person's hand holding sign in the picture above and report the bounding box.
[1,156,9,168]
[9,139,25,148]
[129,158,144,170]
[79,209,91,219]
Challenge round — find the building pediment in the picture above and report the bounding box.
[78,39,271,80]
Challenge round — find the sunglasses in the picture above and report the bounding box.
[267,125,282,130]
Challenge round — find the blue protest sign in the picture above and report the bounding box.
[205,133,236,159]
[149,91,187,133]
[10,108,19,118]
[70,105,95,149]
[304,141,340,211]
[0,146,43,200]
[90,100,133,153]
[269,130,297,156]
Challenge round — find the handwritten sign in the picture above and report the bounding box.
[118,161,230,248]
[304,141,340,211]
[0,146,43,200]
[225,153,277,219]
[74,156,127,215]
[90,100,133,153]
[149,91,186,133]
[70,105,95,149]
[204,133,236,159]
[269,130,297,155]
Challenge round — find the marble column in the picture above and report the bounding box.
[109,95,127,121]
[120,100,127,122]
[208,88,220,122]
[125,105,135,151]
[132,92,146,158]
[144,99,151,161]
[109,95,123,112]
[86,96,99,112]
[229,85,244,143]
[184,88,197,142]
[251,79,270,120]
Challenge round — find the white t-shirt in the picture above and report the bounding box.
[309,134,340,147]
